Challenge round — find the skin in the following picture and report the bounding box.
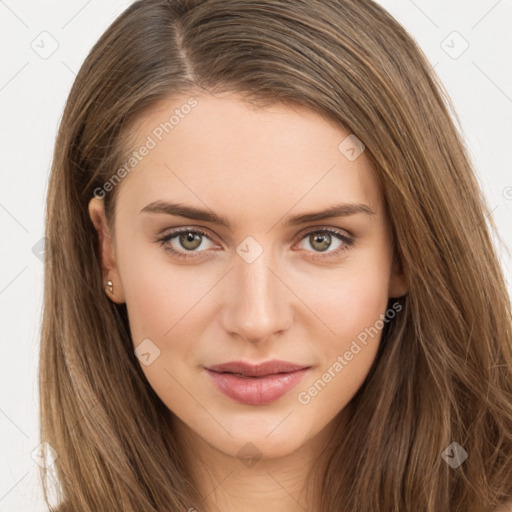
[89,92,408,512]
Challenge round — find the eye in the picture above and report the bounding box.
[156,227,216,260]
[155,226,355,261]
[293,227,354,260]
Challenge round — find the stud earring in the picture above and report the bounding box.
[105,280,114,295]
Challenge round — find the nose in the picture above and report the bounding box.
[220,249,294,344]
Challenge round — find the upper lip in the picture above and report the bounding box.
[205,360,310,377]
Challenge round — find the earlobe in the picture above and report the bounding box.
[88,197,126,304]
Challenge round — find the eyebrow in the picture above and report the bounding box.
[140,200,375,229]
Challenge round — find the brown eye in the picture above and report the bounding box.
[294,228,354,260]
[157,228,216,260]
[309,232,332,252]
[179,231,203,251]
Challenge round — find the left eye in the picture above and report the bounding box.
[156,227,354,261]
[295,229,354,259]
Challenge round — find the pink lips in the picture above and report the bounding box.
[205,360,310,405]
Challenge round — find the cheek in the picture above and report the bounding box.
[116,243,209,404]
[121,263,211,346]
[115,234,198,342]
[297,255,392,343]
[336,266,390,333]
[296,265,392,413]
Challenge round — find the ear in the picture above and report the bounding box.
[88,197,125,304]
[388,254,408,299]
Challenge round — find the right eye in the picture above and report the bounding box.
[156,227,218,260]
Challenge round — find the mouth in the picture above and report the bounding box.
[204,360,311,405]
[215,372,273,379]
[205,360,310,377]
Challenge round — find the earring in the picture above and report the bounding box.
[105,280,114,295]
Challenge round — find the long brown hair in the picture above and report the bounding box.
[40,0,512,510]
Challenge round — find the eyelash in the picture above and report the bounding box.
[155,226,355,262]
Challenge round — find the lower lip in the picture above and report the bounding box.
[205,368,309,405]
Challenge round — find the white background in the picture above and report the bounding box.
[1,1,511,510]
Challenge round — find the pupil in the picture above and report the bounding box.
[313,233,330,251]
[180,231,201,250]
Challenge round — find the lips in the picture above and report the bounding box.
[206,360,310,378]
[205,360,311,405]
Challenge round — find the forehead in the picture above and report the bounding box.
[116,92,383,220]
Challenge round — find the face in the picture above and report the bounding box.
[89,92,407,462]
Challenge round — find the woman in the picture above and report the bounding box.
[39,0,512,510]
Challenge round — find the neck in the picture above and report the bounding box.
[171,407,352,512]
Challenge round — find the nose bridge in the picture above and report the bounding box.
[223,243,291,342]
